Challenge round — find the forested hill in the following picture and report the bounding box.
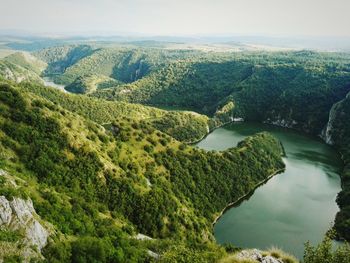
[91,51,350,135]
[18,81,217,143]
[34,45,202,86]
[0,82,285,262]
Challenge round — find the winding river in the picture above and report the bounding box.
[42,77,66,92]
[196,122,342,258]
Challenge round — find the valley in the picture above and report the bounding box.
[0,39,349,262]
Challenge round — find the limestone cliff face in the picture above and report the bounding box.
[0,170,51,262]
[320,100,342,145]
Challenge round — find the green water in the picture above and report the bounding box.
[196,122,342,258]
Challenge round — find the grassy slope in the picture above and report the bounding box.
[64,74,121,94]
[0,60,43,83]
[18,81,214,143]
[3,52,47,74]
[0,51,47,85]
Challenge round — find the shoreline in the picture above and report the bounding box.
[211,168,285,226]
[189,119,286,226]
[192,117,344,243]
[188,119,235,145]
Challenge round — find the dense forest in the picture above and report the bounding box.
[0,44,350,262]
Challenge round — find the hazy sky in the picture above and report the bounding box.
[1,0,349,37]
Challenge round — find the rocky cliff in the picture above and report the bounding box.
[0,170,51,262]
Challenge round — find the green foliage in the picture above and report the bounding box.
[3,255,23,263]
[70,237,118,263]
[0,60,43,83]
[327,94,350,241]
[3,52,47,74]
[65,74,121,94]
[152,111,211,143]
[34,45,95,82]
[19,81,213,143]
[160,245,214,263]
[92,51,350,134]
[42,240,72,263]
[35,46,200,86]
[0,230,22,242]
[304,235,350,263]
[43,233,147,263]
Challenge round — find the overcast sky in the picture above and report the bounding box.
[1,0,349,37]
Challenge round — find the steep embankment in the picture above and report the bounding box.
[3,52,47,75]
[0,51,47,86]
[33,44,96,81]
[91,58,254,115]
[321,93,350,240]
[0,60,43,84]
[90,51,350,121]
[0,83,285,262]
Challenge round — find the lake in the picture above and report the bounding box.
[196,122,342,258]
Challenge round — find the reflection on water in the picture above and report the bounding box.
[196,122,342,259]
[42,77,66,92]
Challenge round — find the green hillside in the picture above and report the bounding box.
[0,82,285,262]
[19,81,215,143]
[34,45,96,80]
[91,51,350,128]
[0,60,43,83]
[3,52,47,74]
[65,74,121,94]
[34,46,202,87]
[1,44,350,260]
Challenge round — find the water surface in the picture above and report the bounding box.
[42,77,66,92]
[196,122,342,258]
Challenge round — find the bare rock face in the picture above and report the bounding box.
[0,196,50,257]
[236,249,284,263]
[0,170,51,262]
[0,196,12,225]
[236,249,263,261]
[9,198,35,225]
[320,100,341,145]
[261,255,284,263]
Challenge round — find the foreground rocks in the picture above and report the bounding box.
[236,249,284,263]
[0,170,51,262]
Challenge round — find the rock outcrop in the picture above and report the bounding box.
[0,170,51,262]
[320,99,344,145]
[235,249,284,263]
